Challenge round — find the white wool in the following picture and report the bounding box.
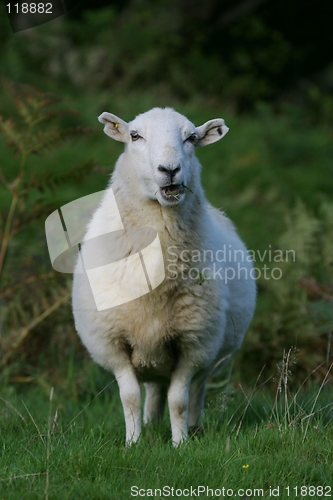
[72,107,256,445]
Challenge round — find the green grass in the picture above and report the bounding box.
[0,376,332,500]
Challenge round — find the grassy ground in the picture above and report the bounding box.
[0,375,333,500]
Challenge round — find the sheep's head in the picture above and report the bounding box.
[98,107,228,208]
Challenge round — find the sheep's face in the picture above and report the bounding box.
[98,107,229,208]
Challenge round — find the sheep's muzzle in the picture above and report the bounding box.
[159,183,185,203]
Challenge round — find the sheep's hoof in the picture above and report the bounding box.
[171,433,188,447]
[125,434,141,447]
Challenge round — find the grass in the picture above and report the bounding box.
[0,361,333,500]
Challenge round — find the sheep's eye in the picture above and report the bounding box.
[185,134,197,145]
[130,131,141,142]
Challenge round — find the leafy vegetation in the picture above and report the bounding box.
[0,82,97,371]
[1,1,333,111]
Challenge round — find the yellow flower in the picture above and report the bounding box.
[242,464,249,469]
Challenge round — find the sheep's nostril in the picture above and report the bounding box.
[158,165,170,173]
[158,165,181,174]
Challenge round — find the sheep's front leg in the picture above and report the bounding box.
[144,383,166,424]
[167,366,195,446]
[115,367,142,445]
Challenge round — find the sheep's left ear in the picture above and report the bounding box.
[195,119,229,146]
[98,112,129,143]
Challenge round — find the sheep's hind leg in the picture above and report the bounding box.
[188,378,206,434]
[115,366,142,445]
[143,383,167,424]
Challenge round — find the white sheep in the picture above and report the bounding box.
[72,107,256,446]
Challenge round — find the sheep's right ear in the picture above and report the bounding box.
[98,112,129,143]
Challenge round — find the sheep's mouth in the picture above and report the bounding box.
[159,184,185,203]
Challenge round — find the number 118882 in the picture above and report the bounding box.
[6,3,53,14]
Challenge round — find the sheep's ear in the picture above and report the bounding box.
[195,119,229,146]
[98,112,129,143]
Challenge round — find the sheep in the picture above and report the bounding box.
[72,107,256,446]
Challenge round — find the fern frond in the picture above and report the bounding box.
[0,116,24,154]
[12,200,58,237]
[5,81,61,114]
[0,272,57,299]
[2,82,93,155]
[22,159,96,195]
[1,286,71,369]
[0,82,97,374]
[26,126,94,156]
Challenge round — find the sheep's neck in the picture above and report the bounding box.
[116,191,203,248]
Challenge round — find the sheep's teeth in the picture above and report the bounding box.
[162,184,184,196]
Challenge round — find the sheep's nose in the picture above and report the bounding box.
[158,165,181,175]
[158,165,181,184]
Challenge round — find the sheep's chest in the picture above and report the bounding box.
[120,297,181,382]
[130,340,178,383]
[115,276,223,382]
